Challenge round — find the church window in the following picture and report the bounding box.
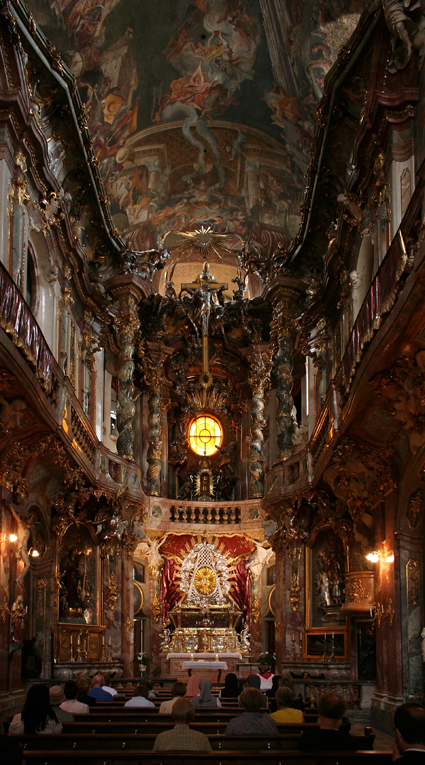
[188,414,223,457]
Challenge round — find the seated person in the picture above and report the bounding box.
[225,688,279,735]
[153,698,212,751]
[239,675,268,708]
[270,687,304,723]
[102,673,117,697]
[124,684,155,708]
[191,678,221,708]
[0,735,24,765]
[185,675,200,697]
[49,686,74,722]
[159,682,187,714]
[257,660,274,691]
[87,674,113,702]
[393,702,425,762]
[267,676,282,713]
[60,680,90,714]
[75,673,96,706]
[220,672,239,699]
[297,692,359,751]
[9,684,62,735]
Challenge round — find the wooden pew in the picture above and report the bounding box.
[61,721,354,737]
[16,731,375,753]
[22,750,393,765]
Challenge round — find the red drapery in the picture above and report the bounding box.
[162,559,180,621]
[231,561,250,624]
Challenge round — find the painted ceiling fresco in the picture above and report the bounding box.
[27,0,364,259]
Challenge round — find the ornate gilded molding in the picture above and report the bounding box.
[407,559,419,607]
[106,571,119,612]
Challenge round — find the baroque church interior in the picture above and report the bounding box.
[0,0,424,753]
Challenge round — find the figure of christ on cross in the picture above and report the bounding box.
[180,262,227,381]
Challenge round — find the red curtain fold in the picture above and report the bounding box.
[162,559,180,621]
[231,561,250,624]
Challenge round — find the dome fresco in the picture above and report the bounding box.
[27,0,363,257]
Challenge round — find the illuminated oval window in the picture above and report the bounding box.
[188,415,223,457]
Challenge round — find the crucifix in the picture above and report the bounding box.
[180,262,227,386]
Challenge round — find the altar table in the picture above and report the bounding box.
[182,660,228,683]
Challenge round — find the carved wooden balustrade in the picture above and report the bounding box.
[147,498,262,526]
[169,503,241,524]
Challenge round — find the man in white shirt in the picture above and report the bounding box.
[102,673,117,697]
[159,682,187,714]
[60,680,90,714]
[124,684,155,708]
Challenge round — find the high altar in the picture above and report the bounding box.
[160,538,250,678]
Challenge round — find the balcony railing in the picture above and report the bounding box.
[0,261,55,391]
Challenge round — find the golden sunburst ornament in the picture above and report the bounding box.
[194,566,217,595]
[162,226,239,261]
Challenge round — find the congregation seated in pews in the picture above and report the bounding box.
[6,675,425,765]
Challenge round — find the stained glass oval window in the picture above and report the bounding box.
[188,415,223,457]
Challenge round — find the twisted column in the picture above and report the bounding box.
[271,302,296,462]
[114,316,139,460]
[248,346,272,498]
[142,345,166,497]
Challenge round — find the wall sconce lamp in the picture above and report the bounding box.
[30,548,39,558]
[9,534,17,543]
[365,546,394,564]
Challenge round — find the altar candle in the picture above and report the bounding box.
[191,653,194,660]
[215,653,218,662]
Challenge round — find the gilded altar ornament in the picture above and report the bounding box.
[152,594,161,622]
[106,571,119,611]
[386,598,395,627]
[194,566,217,595]
[180,538,231,607]
[124,617,133,635]
[290,572,301,612]
[251,594,260,623]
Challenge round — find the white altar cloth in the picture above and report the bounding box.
[167,652,242,661]
[182,661,228,670]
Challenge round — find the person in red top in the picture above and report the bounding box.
[257,660,274,691]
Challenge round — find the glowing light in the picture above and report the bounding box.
[366,551,380,563]
[189,415,223,457]
[31,549,40,558]
[9,534,17,543]
[385,551,394,563]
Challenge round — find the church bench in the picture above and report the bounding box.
[16,732,375,752]
[21,750,393,765]
[63,721,334,736]
[73,710,244,723]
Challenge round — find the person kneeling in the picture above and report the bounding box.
[153,698,212,751]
